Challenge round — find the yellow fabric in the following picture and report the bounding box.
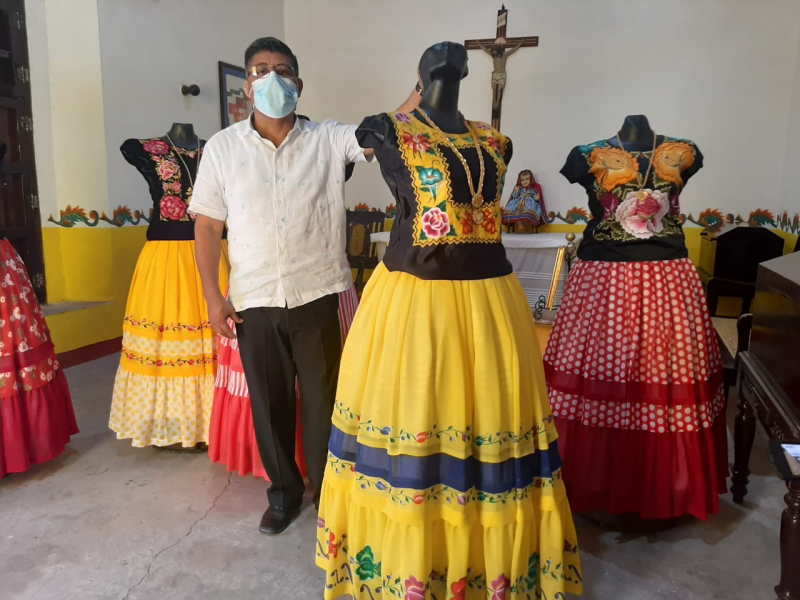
[317,263,582,599]
[109,240,229,447]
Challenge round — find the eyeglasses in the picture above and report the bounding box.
[249,63,296,79]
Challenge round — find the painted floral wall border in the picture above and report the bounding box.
[47,205,152,228]
[48,203,799,235]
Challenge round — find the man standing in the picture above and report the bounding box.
[190,36,416,535]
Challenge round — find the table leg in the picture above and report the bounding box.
[731,394,756,503]
[776,482,800,600]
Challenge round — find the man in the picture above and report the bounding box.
[190,36,416,535]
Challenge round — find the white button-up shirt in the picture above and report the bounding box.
[189,117,371,311]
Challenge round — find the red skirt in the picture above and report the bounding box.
[208,285,359,479]
[0,239,78,478]
[543,258,728,520]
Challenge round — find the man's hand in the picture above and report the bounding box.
[207,294,242,339]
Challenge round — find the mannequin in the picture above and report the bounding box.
[613,114,656,150]
[110,122,229,452]
[316,41,582,600]
[545,117,725,532]
[161,122,202,149]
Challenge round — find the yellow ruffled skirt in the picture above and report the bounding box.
[316,263,583,599]
[109,240,229,447]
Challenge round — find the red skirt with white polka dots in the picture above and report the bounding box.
[543,258,728,520]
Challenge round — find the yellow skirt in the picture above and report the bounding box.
[109,240,229,447]
[317,263,583,600]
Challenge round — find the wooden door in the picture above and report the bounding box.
[0,0,45,303]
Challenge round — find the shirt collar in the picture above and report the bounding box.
[243,113,309,138]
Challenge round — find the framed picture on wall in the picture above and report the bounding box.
[218,61,250,128]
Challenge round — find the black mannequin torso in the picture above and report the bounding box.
[161,123,204,149]
[611,115,656,151]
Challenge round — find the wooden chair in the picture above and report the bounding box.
[706,277,756,405]
[346,210,385,295]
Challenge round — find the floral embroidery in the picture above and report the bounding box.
[391,112,507,247]
[451,577,468,600]
[490,574,510,600]
[157,159,181,181]
[122,351,215,368]
[318,536,581,599]
[421,206,451,238]
[402,132,434,155]
[588,146,639,191]
[653,141,695,185]
[615,190,670,239]
[160,196,188,220]
[142,139,170,155]
[163,181,182,194]
[355,546,382,581]
[124,316,213,333]
[326,453,561,509]
[404,576,425,600]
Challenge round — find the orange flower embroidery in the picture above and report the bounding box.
[653,141,695,185]
[588,147,639,191]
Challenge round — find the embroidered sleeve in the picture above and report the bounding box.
[356,113,390,151]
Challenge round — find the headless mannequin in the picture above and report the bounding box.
[612,114,656,151]
[415,41,513,161]
[161,122,203,149]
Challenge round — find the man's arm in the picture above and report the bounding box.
[188,139,241,338]
[194,215,240,338]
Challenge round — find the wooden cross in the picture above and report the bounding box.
[465,5,539,130]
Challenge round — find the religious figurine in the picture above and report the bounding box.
[466,5,538,130]
[502,169,551,233]
[478,37,524,128]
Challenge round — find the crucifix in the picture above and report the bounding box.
[465,5,539,130]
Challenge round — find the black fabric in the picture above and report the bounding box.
[121,138,227,242]
[235,294,342,510]
[356,111,513,281]
[560,136,703,263]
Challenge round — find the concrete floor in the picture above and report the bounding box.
[0,354,786,600]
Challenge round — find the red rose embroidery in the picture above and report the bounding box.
[161,195,187,220]
[143,140,170,155]
[412,493,425,505]
[415,431,429,443]
[422,207,450,239]
[157,159,180,180]
[404,577,425,600]
[485,136,501,151]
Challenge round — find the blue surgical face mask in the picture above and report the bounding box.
[251,71,298,118]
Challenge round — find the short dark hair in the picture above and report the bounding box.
[244,37,299,75]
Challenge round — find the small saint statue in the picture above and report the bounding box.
[502,169,552,233]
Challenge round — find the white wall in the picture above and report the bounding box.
[26,0,109,223]
[781,21,800,219]
[98,0,284,219]
[285,0,800,222]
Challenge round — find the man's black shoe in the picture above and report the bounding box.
[259,505,301,535]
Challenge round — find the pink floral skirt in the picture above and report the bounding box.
[543,258,728,520]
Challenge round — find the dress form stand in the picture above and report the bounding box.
[578,113,681,536]
[161,122,202,148]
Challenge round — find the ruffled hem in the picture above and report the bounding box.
[109,369,214,448]
[317,475,583,600]
[1,370,78,478]
[554,413,728,520]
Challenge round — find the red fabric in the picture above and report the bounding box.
[0,240,77,478]
[209,284,359,480]
[544,258,728,519]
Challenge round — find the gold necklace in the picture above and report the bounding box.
[416,108,486,209]
[616,132,657,198]
[165,133,201,199]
